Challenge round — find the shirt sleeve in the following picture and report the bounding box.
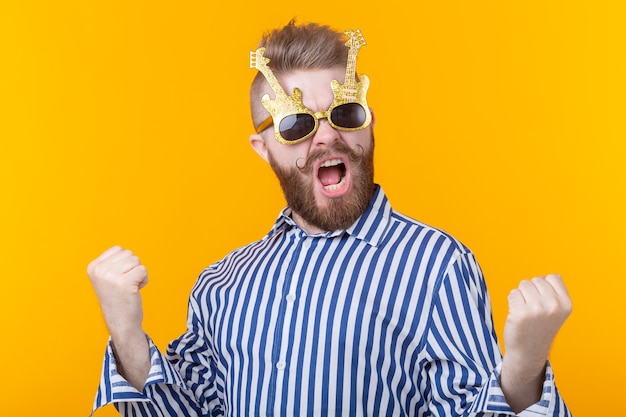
[90,336,197,416]
[423,251,572,416]
[90,295,222,416]
[469,361,571,416]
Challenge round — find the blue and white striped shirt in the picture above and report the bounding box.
[92,186,571,416]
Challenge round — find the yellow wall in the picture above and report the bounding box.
[1,1,624,415]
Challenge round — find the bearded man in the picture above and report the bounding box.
[88,21,572,417]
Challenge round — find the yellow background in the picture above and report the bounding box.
[1,1,624,415]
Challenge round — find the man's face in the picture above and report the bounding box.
[252,67,376,234]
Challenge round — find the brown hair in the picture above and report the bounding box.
[249,20,349,128]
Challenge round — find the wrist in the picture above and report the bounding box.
[502,347,548,379]
[109,325,147,347]
[109,331,151,392]
[500,353,546,413]
[501,355,546,385]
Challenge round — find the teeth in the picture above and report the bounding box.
[320,158,343,168]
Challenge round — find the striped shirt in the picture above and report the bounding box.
[92,186,571,416]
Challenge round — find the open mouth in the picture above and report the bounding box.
[318,158,347,191]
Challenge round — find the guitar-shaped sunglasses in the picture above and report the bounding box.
[250,29,371,145]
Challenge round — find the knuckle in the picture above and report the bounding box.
[544,300,561,316]
[101,269,119,284]
[546,273,563,283]
[558,298,573,318]
[90,263,106,280]
[87,261,95,277]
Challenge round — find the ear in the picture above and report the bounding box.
[369,107,376,128]
[249,133,269,163]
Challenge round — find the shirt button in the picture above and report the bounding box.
[286,294,296,302]
[276,361,286,370]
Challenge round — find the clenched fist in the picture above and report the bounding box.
[87,246,148,339]
[500,273,572,412]
[504,273,572,363]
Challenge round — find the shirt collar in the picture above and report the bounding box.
[265,185,392,247]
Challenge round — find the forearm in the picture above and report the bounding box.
[499,351,546,413]
[88,246,152,391]
[110,330,151,391]
[500,274,572,413]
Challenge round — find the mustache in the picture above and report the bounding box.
[295,144,365,172]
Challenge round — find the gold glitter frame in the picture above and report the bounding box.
[250,29,371,145]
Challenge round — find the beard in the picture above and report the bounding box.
[268,139,376,232]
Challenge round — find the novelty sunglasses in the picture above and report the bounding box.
[254,100,371,145]
[250,29,371,145]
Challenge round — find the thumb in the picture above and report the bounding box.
[507,288,525,313]
[125,264,149,292]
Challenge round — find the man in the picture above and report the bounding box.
[88,21,572,416]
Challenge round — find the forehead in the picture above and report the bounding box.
[273,66,346,104]
[277,67,346,89]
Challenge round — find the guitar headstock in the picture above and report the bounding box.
[250,47,269,70]
[344,29,366,51]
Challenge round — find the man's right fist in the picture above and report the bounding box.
[87,246,148,337]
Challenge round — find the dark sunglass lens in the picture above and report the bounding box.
[330,103,366,128]
[279,114,316,141]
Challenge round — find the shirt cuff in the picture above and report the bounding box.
[91,336,186,414]
[469,361,557,416]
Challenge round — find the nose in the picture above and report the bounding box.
[310,116,340,148]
